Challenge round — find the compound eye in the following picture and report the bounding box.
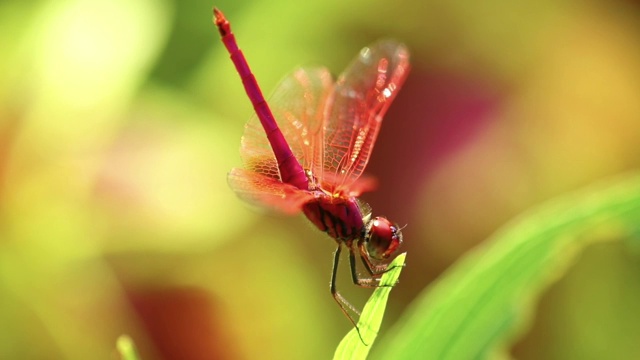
[365,217,403,260]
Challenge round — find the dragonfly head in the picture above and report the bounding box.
[363,217,403,260]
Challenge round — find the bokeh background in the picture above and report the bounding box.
[1,0,640,359]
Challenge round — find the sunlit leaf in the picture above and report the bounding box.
[374,174,640,359]
[116,335,140,360]
[334,252,407,360]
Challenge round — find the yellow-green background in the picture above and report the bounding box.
[1,0,639,359]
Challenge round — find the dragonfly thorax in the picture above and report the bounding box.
[301,194,403,262]
[362,217,403,260]
[302,195,366,241]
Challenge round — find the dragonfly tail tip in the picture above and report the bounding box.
[212,7,230,35]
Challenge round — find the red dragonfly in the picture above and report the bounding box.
[214,8,409,333]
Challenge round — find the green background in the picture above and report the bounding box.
[1,0,639,359]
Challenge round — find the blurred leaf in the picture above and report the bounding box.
[0,0,172,358]
[334,252,407,360]
[373,173,640,359]
[116,335,140,360]
[20,0,171,150]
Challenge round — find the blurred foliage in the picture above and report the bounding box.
[117,335,141,360]
[0,0,639,359]
[375,173,640,359]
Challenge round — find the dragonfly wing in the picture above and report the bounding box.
[228,168,315,214]
[239,67,334,182]
[320,40,410,194]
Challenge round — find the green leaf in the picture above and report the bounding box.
[334,252,407,360]
[374,174,640,360]
[116,335,140,360]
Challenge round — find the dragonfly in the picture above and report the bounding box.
[213,8,409,336]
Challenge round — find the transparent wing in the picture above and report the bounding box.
[239,67,334,182]
[319,40,410,195]
[228,168,315,214]
[231,67,333,212]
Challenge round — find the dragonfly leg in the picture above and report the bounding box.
[354,242,405,286]
[331,244,370,344]
[347,245,392,288]
[331,244,362,317]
